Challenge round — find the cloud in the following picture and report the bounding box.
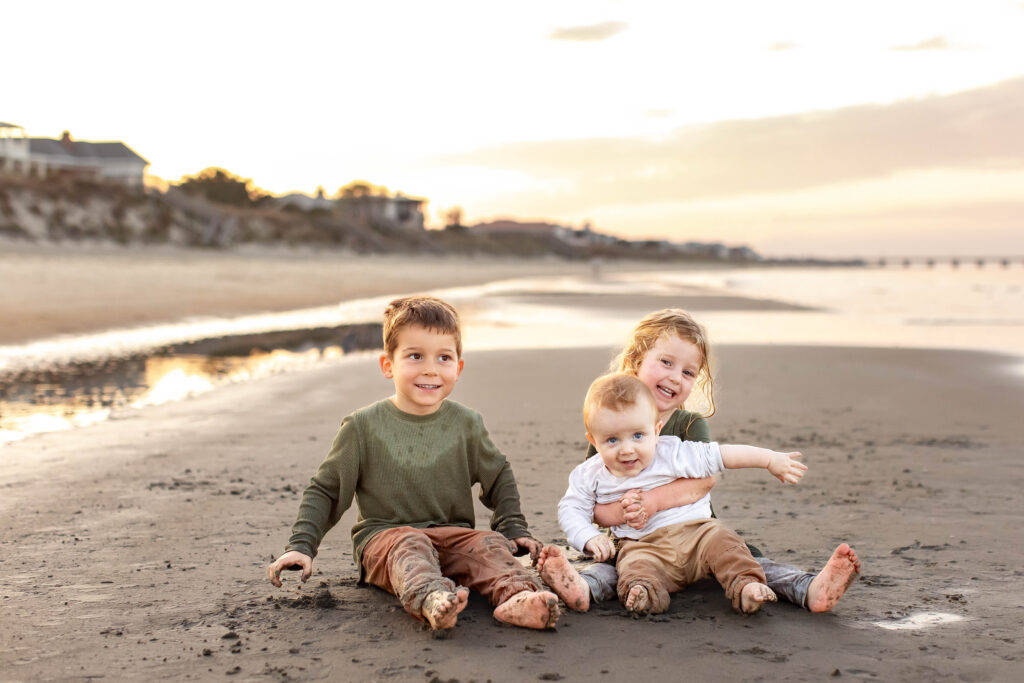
[891,36,952,51]
[548,21,628,42]
[439,76,1024,209]
[766,42,798,52]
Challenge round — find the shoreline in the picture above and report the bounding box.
[3,252,1022,450]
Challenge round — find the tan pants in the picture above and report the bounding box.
[616,518,766,613]
[361,526,540,622]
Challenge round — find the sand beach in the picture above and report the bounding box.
[1,245,1022,682]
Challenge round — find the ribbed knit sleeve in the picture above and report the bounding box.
[285,415,361,559]
[470,412,530,540]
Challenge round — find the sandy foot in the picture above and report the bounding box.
[537,546,591,612]
[740,582,777,614]
[625,584,652,614]
[422,587,469,630]
[807,543,861,613]
[493,590,560,630]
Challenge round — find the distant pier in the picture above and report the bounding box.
[870,256,1023,268]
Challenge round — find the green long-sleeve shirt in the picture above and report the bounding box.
[286,398,531,575]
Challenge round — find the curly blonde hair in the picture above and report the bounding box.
[611,308,716,419]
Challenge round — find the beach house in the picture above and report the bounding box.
[335,192,426,231]
[0,123,148,187]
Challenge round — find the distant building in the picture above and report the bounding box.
[336,192,426,231]
[473,219,627,247]
[0,123,148,187]
[676,240,762,261]
[563,223,620,247]
[472,220,573,240]
[0,122,29,173]
[273,188,335,212]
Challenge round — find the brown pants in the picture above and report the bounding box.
[361,526,541,622]
[616,518,766,613]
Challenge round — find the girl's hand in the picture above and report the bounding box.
[768,451,807,484]
[584,535,616,562]
[267,550,313,587]
[620,489,650,530]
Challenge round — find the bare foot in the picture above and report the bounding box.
[740,582,777,614]
[624,584,652,614]
[421,587,469,630]
[537,546,590,612]
[492,590,560,630]
[807,543,861,613]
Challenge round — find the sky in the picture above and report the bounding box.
[3,0,1024,257]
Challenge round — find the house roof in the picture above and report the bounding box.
[28,138,148,164]
[0,121,24,128]
[472,220,563,234]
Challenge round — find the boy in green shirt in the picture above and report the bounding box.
[267,296,573,631]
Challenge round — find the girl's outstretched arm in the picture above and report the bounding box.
[592,476,716,528]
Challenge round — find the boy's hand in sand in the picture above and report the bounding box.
[267,551,313,587]
[513,536,543,564]
[620,489,650,530]
[584,535,616,562]
[768,451,807,484]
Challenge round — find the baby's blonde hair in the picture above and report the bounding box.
[583,373,658,432]
[612,308,716,418]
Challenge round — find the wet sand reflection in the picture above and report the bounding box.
[0,324,380,445]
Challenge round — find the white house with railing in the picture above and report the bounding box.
[0,121,30,172]
[0,122,148,187]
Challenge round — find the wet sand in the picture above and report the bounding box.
[0,243,643,345]
[2,253,1023,681]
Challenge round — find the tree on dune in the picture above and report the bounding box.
[335,180,390,198]
[176,167,269,207]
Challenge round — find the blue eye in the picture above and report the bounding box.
[607,437,618,445]
[633,432,644,440]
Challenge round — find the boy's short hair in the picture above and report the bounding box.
[382,296,462,358]
[583,373,658,432]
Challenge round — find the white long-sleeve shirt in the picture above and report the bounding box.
[558,436,725,552]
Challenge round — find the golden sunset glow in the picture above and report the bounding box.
[4,0,1024,256]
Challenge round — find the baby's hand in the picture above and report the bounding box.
[584,535,616,562]
[768,451,807,484]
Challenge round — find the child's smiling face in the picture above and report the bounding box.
[635,333,703,422]
[586,395,662,478]
[380,324,463,415]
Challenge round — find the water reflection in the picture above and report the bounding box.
[0,323,380,446]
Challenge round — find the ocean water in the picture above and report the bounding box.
[2,263,1022,446]
[634,264,1024,357]
[461,264,1024,360]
